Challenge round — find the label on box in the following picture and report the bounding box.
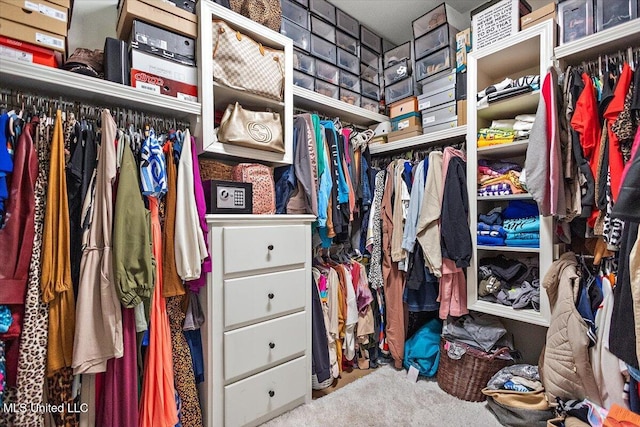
[425,116,435,124]
[472,0,519,50]
[135,81,161,94]
[24,1,67,22]
[177,93,197,102]
[35,32,64,49]
[0,45,33,62]
[398,120,409,130]
[419,100,431,110]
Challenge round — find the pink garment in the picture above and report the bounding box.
[97,307,138,427]
[186,135,211,293]
[438,258,468,320]
[546,69,566,216]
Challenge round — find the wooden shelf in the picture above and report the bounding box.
[368,125,467,154]
[478,140,529,157]
[477,245,540,253]
[213,81,285,110]
[292,86,388,126]
[0,58,201,120]
[477,194,533,201]
[477,90,540,120]
[469,300,549,327]
[555,19,640,65]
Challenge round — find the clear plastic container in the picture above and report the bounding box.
[336,30,358,55]
[385,78,414,104]
[360,96,379,113]
[315,59,339,84]
[315,79,339,98]
[309,0,336,24]
[414,24,454,60]
[294,70,315,90]
[360,46,380,71]
[412,3,447,38]
[360,63,380,85]
[415,47,452,81]
[558,0,594,45]
[384,59,411,85]
[361,80,381,101]
[293,0,308,6]
[293,49,316,75]
[596,0,637,31]
[282,0,309,29]
[384,41,411,68]
[340,88,361,106]
[360,25,381,53]
[337,48,359,74]
[339,70,360,93]
[281,18,310,52]
[311,15,335,43]
[336,9,359,38]
[310,34,337,64]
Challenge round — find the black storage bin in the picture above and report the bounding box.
[337,48,359,74]
[336,30,358,55]
[281,18,311,51]
[281,0,309,29]
[414,24,456,60]
[311,15,335,43]
[309,0,335,24]
[360,25,381,53]
[415,47,452,81]
[384,41,411,68]
[336,8,359,37]
[310,34,337,64]
[360,45,380,71]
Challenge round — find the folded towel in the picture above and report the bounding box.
[478,235,506,246]
[505,239,540,248]
[505,232,539,240]
[515,114,536,123]
[503,217,540,234]
[490,119,517,129]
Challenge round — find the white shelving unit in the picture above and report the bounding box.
[0,58,201,122]
[198,0,294,165]
[292,86,388,127]
[466,20,555,327]
[555,19,640,65]
[368,125,467,154]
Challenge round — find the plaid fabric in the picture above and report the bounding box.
[212,20,284,101]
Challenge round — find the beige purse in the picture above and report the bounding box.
[212,20,285,101]
[218,102,285,153]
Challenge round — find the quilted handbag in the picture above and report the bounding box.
[218,102,284,153]
[212,20,285,101]
[232,163,276,214]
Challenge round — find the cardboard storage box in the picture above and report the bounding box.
[388,123,422,142]
[131,68,198,101]
[117,0,197,40]
[0,35,58,66]
[389,96,418,119]
[520,2,555,28]
[130,19,196,66]
[391,112,421,132]
[457,100,467,126]
[47,0,70,8]
[421,101,456,128]
[0,0,68,36]
[0,18,65,52]
[130,48,197,86]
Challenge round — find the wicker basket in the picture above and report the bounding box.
[199,158,234,181]
[436,338,513,402]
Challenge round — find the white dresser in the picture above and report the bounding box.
[200,215,315,427]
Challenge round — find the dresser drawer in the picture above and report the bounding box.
[224,268,306,330]
[223,225,307,274]
[224,311,306,382]
[225,356,307,427]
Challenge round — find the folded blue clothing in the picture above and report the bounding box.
[478,230,502,237]
[479,207,503,225]
[505,232,539,240]
[478,222,506,235]
[503,216,540,234]
[505,239,540,248]
[502,200,539,219]
[477,235,506,246]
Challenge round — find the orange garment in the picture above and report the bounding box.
[326,194,335,238]
[162,142,184,297]
[139,197,178,427]
[604,63,633,202]
[41,110,75,375]
[604,403,640,427]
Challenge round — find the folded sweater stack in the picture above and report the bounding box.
[477,201,539,248]
[477,114,536,148]
[476,75,540,109]
[477,159,526,197]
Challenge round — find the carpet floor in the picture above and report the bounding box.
[261,365,503,427]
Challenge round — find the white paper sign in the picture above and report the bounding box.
[472,0,519,51]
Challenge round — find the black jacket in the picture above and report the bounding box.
[612,142,640,222]
[440,156,472,268]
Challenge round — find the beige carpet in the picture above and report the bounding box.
[262,366,503,427]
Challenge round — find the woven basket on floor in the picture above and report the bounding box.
[436,338,513,402]
[199,158,234,181]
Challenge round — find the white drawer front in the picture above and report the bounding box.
[222,225,307,274]
[224,311,306,382]
[225,356,307,427]
[225,268,306,330]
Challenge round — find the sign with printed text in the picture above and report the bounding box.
[472,0,519,50]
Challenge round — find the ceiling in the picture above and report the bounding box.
[328,0,550,46]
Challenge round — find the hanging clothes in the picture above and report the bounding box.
[73,109,123,375]
[416,151,444,277]
[161,140,184,298]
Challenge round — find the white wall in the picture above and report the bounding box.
[67,0,119,54]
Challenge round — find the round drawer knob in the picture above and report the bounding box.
[269,342,276,349]
[268,293,275,300]
[267,244,274,251]
[268,390,275,398]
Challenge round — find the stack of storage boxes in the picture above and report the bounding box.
[411,3,463,135]
[0,0,70,64]
[283,0,384,110]
[383,41,414,107]
[455,28,471,126]
[388,96,422,142]
[116,0,198,101]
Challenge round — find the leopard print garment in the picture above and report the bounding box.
[11,121,51,427]
[47,367,78,427]
[167,295,203,427]
[612,82,638,163]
